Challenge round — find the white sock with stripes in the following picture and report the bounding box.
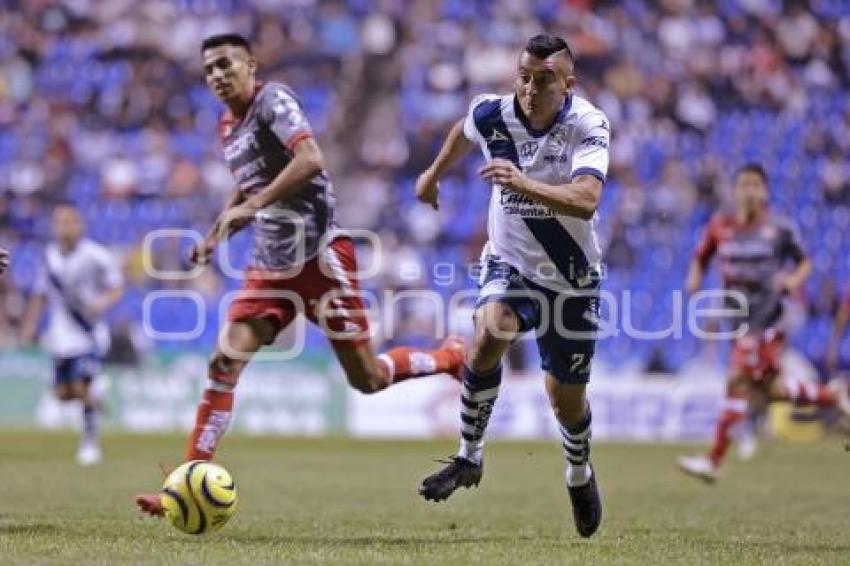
[457,365,502,465]
[560,409,593,487]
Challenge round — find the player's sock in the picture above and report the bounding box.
[456,364,501,464]
[185,381,234,461]
[560,408,593,487]
[780,378,836,407]
[378,343,463,385]
[82,402,100,444]
[707,397,747,467]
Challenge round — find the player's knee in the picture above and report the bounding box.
[475,308,518,340]
[726,376,749,396]
[352,380,382,394]
[71,382,88,399]
[336,347,388,395]
[469,326,511,374]
[346,362,387,394]
[55,386,74,401]
[208,352,241,388]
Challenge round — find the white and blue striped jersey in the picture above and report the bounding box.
[33,239,123,358]
[462,93,610,291]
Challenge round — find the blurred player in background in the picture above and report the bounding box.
[678,164,850,483]
[0,246,8,275]
[415,34,608,537]
[20,204,124,465]
[826,288,850,374]
[135,33,464,516]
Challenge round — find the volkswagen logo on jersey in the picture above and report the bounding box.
[519,141,539,160]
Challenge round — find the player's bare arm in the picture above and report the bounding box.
[218,136,325,238]
[86,286,124,320]
[479,159,601,220]
[685,260,706,295]
[191,186,245,266]
[19,293,45,346]
[415,119,476,210]
[776,255,812,294]
[686,216,720,295]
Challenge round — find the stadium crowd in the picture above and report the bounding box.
[1,0,849,372]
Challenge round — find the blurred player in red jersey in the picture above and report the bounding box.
[678,163,850,482]
[826,288,850,375]
[135,34,464,515]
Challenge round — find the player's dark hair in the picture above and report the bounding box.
[201,33,252,54]
[736,162,768,184]
[524,34,574,63]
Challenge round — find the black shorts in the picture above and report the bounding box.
[475,257,600,384]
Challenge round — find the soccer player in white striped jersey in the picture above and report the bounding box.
[415,34,609,537]
[20,204,124,465]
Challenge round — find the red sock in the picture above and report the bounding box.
[781,378,836,407]
[378,346,463,385]
[185,389,234,461]
[708,397,747,467]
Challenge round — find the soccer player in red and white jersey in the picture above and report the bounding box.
[678,163,850,482]
[135,34,464,515]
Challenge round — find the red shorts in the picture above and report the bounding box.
[227,237,370,348]
[731,329,784,382]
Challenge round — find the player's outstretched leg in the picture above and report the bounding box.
[419,302,516,502]
[135,318,272,517]
[311,235,464,391]
[55,357,104,466]
[548,377,601,538]
[772,375,850,415]
[332,336,465,395]
[77,378,102,466]
[678,379,748,483]
[378,336,466,385]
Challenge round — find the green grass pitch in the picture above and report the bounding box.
[0,431,848,565]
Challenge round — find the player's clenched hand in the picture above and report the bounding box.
[0,246,9,275]
[775,272,803,295]
[479,159,527,191]
[415,169,441,210]
[190,234,219,266]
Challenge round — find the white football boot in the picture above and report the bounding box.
[677,454,718,483]
[77,439,102,466]
[736,434,758,461]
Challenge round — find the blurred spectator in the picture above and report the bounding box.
[0,0,848,371]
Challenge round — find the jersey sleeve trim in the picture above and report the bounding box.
[571,167,606,183]
[284,131,313,151]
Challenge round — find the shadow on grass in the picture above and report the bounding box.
[192,533,554,546]
[708,539,850,554]
[622,526,850,554]
[0,523,60,536]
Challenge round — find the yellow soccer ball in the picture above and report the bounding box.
[160,460,237,535]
